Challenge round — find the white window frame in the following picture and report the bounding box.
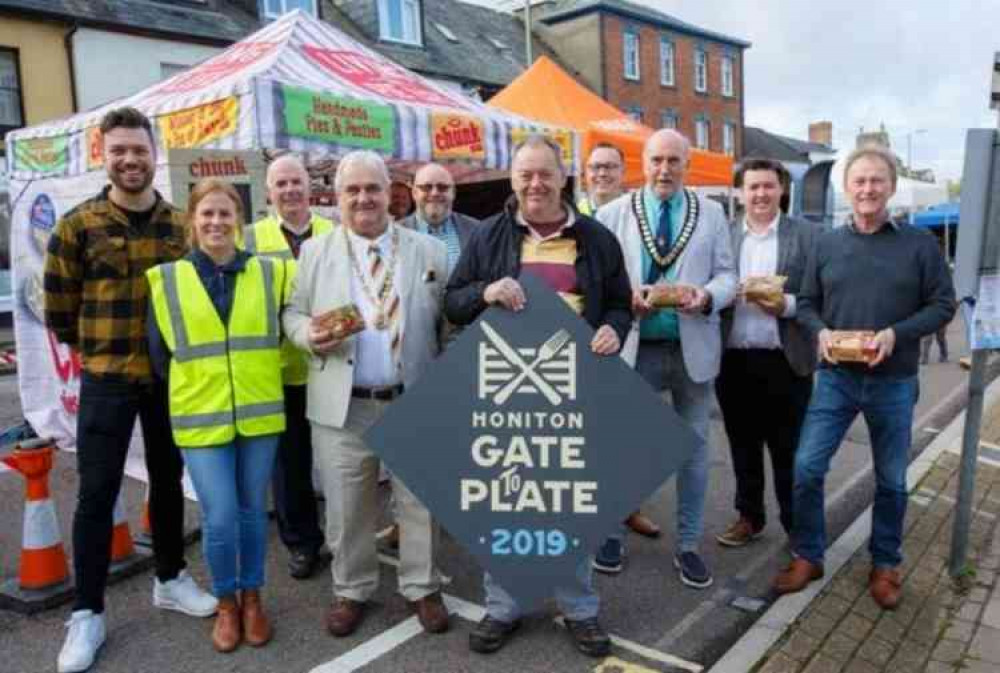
[695,118,710,150]
[694,47,707,93]
[260,0,317,20]
[723,122,736,156]
[626,106,643,123]
[623,28,640,81]
[661,110,678,130]
[377,0,423,46]
[659,36,674,86]
[721,54,734,97]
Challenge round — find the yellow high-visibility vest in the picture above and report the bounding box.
[147,257,286,448]
[243,214,334,386]
[576,197,594,217]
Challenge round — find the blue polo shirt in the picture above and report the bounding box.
[416,213,462,275]
[639,187,685,341]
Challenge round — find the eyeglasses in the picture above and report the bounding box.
[414,183,453,193]
[586,163,622,173]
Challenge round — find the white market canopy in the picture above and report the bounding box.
[4,10,576,183]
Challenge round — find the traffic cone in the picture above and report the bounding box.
[110,491,136,562]
[1,439,69,590]
[140,482,152,537]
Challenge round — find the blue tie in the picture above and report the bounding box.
[656,198,672,258]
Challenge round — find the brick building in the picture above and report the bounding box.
[535,0,750,157]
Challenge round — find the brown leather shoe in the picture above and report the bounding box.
[410,591,449,633]
[625,511,661,538]
[327,598,366,637]
[869,568,903,610]
[241,589,272,647]
[212,596,241,653]
[773,558,824,594]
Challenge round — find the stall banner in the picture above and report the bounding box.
[86,127,103,170]
[280,85,395,153]
[301,46,470,111]
[365,273,698,608]
[13,136,69,174]
[431,112,486,161]
[510,127,574,167]
[159,97,240,149]
[153,41,279,95]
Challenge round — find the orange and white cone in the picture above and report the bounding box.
[1,440,69,590]
[110,491,135,562]
[140,482,152,537]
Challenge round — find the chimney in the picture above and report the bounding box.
[808,121,832,147]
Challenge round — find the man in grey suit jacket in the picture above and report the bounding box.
[401,162,480,277]
[596,129,737,587]
[716,158,818,549]
[282,150,450,638]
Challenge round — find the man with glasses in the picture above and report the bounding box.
[402,163,481,276]
[578,143,625,216]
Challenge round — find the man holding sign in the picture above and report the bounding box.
[445,134,632,657]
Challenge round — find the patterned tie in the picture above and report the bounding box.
[369,243,403,371]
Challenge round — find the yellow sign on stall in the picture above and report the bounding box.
[86,127,103,169]
[431,112,486,161]
[159,97,239,149]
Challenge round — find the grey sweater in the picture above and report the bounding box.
[798,221,955,377]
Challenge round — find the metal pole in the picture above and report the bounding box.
[950,349,988,576]
[524,0,532,67]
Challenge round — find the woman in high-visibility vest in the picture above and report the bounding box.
[147,179,286,654]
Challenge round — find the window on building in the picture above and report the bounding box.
[260,0,316,19]
[378,0,423,46]
[659,36,674,86]
[694,47,707,93]
[623,28,640,81]
[0,49,23,134]
[721,54,734,97]
[661,109,679,130]
[160,63,188,81]
[695,117,710,150]
[723,122,736,156]
[626,106,643,123]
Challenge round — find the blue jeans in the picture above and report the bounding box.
[182,434,279,597]
[634,341,712,552]
[483,557,599,622]
[793,368,918,568]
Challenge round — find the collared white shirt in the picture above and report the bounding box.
[346,225,401,387]
[516,208,576,241]
[728,214,796,350]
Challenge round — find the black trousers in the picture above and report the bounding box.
[715,349,812,533]
[271,384,324,554]
[73,374,186,613]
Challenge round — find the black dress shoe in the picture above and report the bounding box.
[288,547,331,580]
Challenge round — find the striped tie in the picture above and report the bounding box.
[369,244,403,370]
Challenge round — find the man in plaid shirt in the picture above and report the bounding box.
[44,107,216,673]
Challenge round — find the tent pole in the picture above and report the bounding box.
[524,1,533,67]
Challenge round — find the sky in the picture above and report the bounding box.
[489,0,1000,183]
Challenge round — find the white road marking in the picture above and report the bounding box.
[554,616,704,672]
[923,427,942,434]
[307,616,425,673]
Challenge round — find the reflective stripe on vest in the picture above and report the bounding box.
[149,258,285,446]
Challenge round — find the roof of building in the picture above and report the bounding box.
[744,126,836,163]
[330,0,553,89]
[539,0,750,49]
[0,0,257,44]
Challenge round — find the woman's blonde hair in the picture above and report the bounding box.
[185,178,244,248]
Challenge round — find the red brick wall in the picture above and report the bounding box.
[602,14,744,157]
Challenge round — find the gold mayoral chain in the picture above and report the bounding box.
[630,187,700,272]
[345,224,400,330]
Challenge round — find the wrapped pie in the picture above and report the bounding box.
[742,275,787,304]
[829,330,878,363]
[645,284,692,308]
[314,304,365,339]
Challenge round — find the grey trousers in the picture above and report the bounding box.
[312,399,440,602]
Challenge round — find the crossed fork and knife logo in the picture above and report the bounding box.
[478,321,577,406]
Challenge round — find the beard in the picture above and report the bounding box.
[108,165,154,195]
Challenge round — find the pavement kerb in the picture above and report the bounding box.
[706,374,1000,673]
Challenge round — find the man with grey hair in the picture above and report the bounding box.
[773,144,954,609]
[245,154,335,580]
[596,128,737,586]
[283,150,450,637]
[446,133,632,658]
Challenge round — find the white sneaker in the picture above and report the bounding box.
[153,570,218,617]
[57,610,106,673]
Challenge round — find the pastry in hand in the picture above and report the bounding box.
[742,275,787,304]
[828,330,878,363]
[314,304,366,339]
[645,284,692,308]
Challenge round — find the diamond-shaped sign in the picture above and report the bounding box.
[365,272,699,609]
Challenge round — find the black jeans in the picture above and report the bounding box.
[715,349,812,533]
[271,384,323,554]
[73,374,186,613]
